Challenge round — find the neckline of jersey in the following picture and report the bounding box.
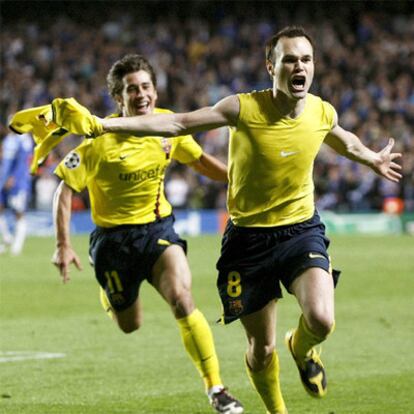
[267,89,309,122]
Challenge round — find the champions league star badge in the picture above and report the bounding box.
[64,151,81,169]
[228,299,244,316]
[161,138,172,159]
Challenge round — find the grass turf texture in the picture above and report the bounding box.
[1,234,413,414]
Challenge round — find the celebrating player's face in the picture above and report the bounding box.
[273,36,314,100]
[120,70,158,116]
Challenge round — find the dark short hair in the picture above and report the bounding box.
[107,54,157,98]
[265,26,314,63]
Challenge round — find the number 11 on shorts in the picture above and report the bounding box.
[104,270,123,294]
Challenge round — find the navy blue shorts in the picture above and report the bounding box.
[216,212,340,324]
[89,215,186,311]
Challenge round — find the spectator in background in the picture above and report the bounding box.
[0,130,33,255]
[1,3,413,212]
[34,167,59,211]
[165,170,190,209]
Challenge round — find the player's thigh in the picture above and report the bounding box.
[113,298,142,333]
[217,220,284,324]
[241,300,278,369]
[241,299,277,348]
[290,267,334,331]
[90,229,144,314]
[151,244,194,309]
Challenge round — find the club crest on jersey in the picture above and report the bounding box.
[161,138,171,158]
[228,299,244,316]
[64,151,81,169]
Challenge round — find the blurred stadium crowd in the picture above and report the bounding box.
[1,1,413,213]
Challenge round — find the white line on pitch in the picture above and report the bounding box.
[0,351,66,363]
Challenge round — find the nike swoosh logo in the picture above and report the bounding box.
[280,150,298,157]
[119,155,127,160]
[309,253,326,260]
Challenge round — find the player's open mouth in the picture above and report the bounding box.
[135,102,150,112]
[291,76,306,91]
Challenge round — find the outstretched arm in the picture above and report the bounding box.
[100,95,240,137]
[324,113,402,183]
[51,181,83,283]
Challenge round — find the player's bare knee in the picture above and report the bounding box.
[307,311,334,337]
[118,320,141,334]
[119,325,137,334]
[116,313,142,334]
[169,290,194,319]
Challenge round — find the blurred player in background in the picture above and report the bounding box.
[51,54,243,414]
[74,27,402,414]
[0,129,33,255]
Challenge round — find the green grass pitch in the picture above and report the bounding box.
[1,234,413,413]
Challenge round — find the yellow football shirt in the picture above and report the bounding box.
[228,90,335,227]
[54,108,203,227]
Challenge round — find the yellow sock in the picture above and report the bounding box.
[292,315,335,363]
[176,309,222,390]
[99,288,115,320]
[245,351,286,414]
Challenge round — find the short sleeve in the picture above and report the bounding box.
[54,140,98,192]
[322,100,336,130]
[171,134,203,164]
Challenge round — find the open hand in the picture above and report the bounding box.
[372,138,402,183]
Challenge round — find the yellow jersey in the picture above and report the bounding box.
[228,90,335,227]
[55,108,203,227]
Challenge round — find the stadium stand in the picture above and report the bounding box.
[1,1,413,212]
